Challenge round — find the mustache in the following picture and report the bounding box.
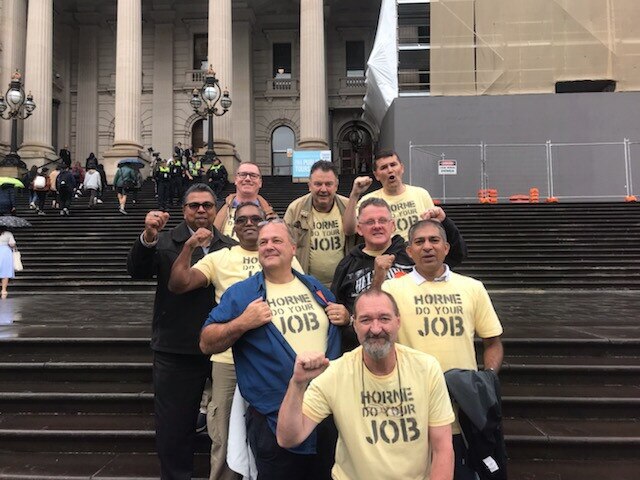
[364,332,390,341]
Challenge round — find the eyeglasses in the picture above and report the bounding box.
[235,215,264,226]
[236,171,261,179]
[185,202,215,211]
[358,218,392,227]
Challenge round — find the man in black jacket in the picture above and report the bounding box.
[331,197,466,351]
[127,183,235,480]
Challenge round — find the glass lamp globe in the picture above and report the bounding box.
[6,88,23,109]
[202,84,218,103]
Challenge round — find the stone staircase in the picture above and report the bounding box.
[0,177,638,478]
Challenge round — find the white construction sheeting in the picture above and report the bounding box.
[362,0,398,128]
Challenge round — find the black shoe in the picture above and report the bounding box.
[195,412,207,434]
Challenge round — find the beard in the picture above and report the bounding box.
[362,333,392,360]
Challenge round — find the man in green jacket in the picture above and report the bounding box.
[284,161,359,287]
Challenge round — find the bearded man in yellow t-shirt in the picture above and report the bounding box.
[381,219,504,480]
[277,289,455,480]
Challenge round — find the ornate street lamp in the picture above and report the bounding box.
[190,65,231,163]
[0,71,36,167]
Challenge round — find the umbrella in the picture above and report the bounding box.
[0,216,31,229]
[117,158,145,167]
[0,177,25,188]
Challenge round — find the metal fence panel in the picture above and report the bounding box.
[629,141,640,197]
[409,145,482,202]
[551,143,626,200]
[485,144,549,199]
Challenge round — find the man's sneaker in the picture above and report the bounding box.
[29,202,36,209]
[60,210,65,216]
[119,207,127,215]
[63,208,70,216]
[195,412,207,434]
[96,199,103,204]
[38,210,46,216]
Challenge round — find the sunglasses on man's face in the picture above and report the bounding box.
[185,202,216,211]
[235,215,264,226]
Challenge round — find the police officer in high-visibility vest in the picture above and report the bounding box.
[187,157,203,185]
[207,157,228,199]
[154,159,172,211]
[169,157,185,205]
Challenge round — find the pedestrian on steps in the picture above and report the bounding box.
[114,163,136,215]
[56,164,77,216]
[0,227,17,299]
[84,167,102,208]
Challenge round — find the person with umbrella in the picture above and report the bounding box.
[0,179,19,216]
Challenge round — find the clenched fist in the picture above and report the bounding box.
[186,227,213,250]
[240,298,273,330]
[351,176,373,197]
[143,211,170,244]
[292,352,330,385]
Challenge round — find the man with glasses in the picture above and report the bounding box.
[332,198,465,351]
[200,219,348,480]
[214,162,276,239]
[169,204,302,480]
[381,219,503,480]
[276,289,455,480]
[127,184,235,479]
[284,160,358,288]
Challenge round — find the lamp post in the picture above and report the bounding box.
[189,65,231,163]
[348,126,364,174]
[0,71,36,167]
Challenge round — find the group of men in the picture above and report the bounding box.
[128,150,503,480]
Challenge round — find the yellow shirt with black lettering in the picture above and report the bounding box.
[265,278,329,355]
[308,203,345,287]
[303,344,455,480]
[193,246,303,363]
[382,272,503,433]
[222,206,238,240]
[359,185,434,240]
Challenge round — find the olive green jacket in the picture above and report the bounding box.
[283,193,356,274]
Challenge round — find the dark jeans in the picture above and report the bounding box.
[35,190,47,210]
[153,351,212,480]
[246,407,336,480]
[59,190,73,210]
[454,434,479,480]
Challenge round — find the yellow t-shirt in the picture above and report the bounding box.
[359,185,434,241]
[222,206,238,240]
[193,246,303,363]
[308,203,345,287]
[265,277,329,355]
[303,344,455,480]
[382,272,503,433]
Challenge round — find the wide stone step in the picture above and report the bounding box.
[0,452,209,479]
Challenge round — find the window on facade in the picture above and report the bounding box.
[398,3,430,45]
[271,126,295,176]
[273,43,292,78]
[398,1,431,93]
[399,49,430,92]
[346,41,365,77]
[555,80,616,93]
[193,34,208,70]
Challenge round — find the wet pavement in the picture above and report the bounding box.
[0,290,637,340]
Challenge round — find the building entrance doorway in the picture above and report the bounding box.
[338,123,373,174]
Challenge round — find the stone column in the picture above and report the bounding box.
[0,0,27,158]
[75,25,99,161]
[232,10,255,163]
[208,0,237,171]
[298,0,329,150]
[151,18,174,161]
[20,0,57,163]
[104,0,145,179]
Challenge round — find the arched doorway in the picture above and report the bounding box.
[271,125,295,176]
[338,124,373,174]
[191,119,205,152]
